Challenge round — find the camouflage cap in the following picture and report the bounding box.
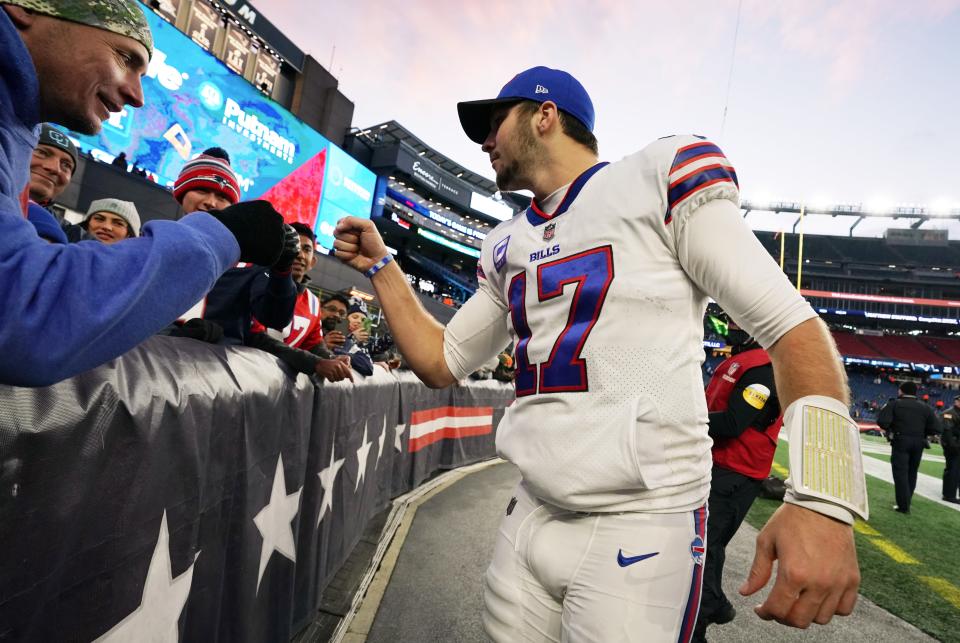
[2,0,153,58]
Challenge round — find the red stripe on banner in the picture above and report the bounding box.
[410,406,493,424]
[408,422,493,452]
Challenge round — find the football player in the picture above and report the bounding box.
[333,67,866,642]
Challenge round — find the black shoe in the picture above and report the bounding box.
[690,621,708,643]
[712,603,736,625]
[943,497,960,504]
[893,505,910,514]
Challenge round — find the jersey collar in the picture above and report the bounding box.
[525,161,609,227]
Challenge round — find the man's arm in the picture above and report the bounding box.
[246,331,352,382]
[876,400,894,431]
[766,318,848,408]
[708,365,778,439]
[249,271,297,331]
[333,217,509,388]
[0,211,239,387]
[926,409,941,437]
[677,198,862,628]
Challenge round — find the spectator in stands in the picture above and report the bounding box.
[320,293,373,376]
[244,223,353,382]
[28,124,76,208]
[26,124,87,241]
[166,148,300,344]
[877,381,941,514]
[0,0,291,386]
[940,396,960,504]
[347,299,372,346]
[81,198,140,243]
[174,147,238,215]
[111,151,128,171]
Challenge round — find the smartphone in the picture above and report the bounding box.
[333,317,350,336]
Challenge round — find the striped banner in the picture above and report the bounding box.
[408,406,494,453]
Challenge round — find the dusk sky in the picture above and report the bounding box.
[268,0,960,235]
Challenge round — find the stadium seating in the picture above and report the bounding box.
[831,331,887,358]
[860,334,949,365]
[918,336,960,363]
[404,251,477,303]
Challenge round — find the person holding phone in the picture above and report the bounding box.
[320,292,373,376]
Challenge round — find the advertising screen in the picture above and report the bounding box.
[313,145,376,251]
[66,7,374,234]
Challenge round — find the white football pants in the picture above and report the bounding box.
[483,482,707,643]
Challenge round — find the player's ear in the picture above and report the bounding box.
[539,101,560,135]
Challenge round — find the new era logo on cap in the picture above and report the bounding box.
[535,84,549,94]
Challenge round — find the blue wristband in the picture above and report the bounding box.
[364,254,393,279]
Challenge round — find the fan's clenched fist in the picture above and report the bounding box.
[333,217,389,273]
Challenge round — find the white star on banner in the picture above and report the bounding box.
[394,423,407,452]
[376,416,387,464]
[253,454,302,593]
[317,449,344,527]
[355,421,373,491]
[95,511,197,642]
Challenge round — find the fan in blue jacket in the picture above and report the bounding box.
[0,0,288,386]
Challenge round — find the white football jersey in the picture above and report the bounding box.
[476,135,741,513]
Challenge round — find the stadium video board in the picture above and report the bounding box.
[66,7,374,236]
[314,145,377,251]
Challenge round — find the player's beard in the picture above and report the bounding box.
[495,121,541,192]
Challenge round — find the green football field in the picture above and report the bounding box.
[745,441,960,643]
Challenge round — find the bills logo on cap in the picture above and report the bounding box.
[690,535,705,565]
[543,222,556,241]
[493,235,510,272]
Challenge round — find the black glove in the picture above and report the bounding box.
[272,224,300,274]
[208,200,285,266]
[170,318,224,343]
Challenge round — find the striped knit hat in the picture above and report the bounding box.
[172,154,241,205]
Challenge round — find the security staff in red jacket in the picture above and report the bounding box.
[693,318,781,643]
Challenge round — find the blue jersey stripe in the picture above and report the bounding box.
[667,166,739,211]
[525,162,609,227]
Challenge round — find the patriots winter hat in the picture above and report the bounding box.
[84,197,141,236]
[1,0,153,58]
[38,124,78,168]
[348,297,368,317]
[173,153,242,205]
[457,66,595,144]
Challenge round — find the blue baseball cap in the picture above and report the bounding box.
[457,66,595,144]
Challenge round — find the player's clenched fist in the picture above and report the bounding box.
[333,217,388,273]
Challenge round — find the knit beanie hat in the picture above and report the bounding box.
[38,124,78,168]
[1,0,153,58]
[27,203,68,243]
[173,153,241,205]
[347,297,368,317]
[84,197,141,236]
